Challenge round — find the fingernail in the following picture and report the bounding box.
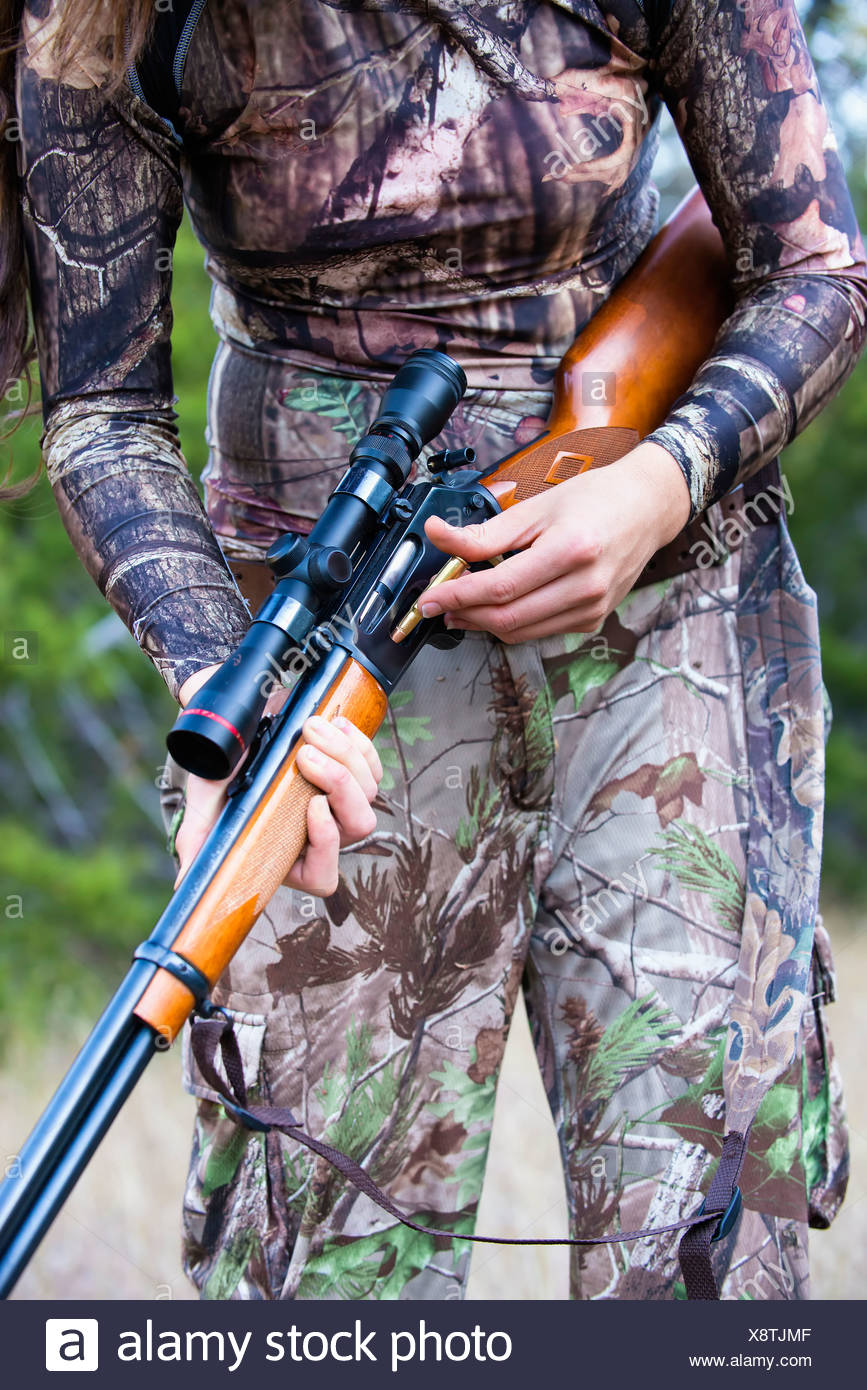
[307,715,327,729]
[304,746,324,763]
[420,602,442,618]
[332,716,351,730]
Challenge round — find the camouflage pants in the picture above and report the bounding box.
[163,373,847,1300]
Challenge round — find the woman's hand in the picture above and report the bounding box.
[173,665,383,896]
[417,442,691,642]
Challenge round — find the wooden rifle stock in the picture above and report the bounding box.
[482,187,732,502]
[135,189,733,1046]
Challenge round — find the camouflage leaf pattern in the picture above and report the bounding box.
[161,381,846,1300]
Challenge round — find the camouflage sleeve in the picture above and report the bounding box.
[15,4,250,700]
[643,0,867,518]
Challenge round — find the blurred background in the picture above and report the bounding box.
[0,0,864,1300]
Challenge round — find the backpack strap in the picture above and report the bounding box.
[125,0,210,141]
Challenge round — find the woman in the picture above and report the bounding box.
[2,0,864,1300]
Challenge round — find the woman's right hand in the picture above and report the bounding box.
[174,664,383,897]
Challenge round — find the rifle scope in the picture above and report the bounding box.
[167,350,466,780]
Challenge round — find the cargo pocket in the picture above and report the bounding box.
[802,913,849,1228]
[180,1008,267,1105]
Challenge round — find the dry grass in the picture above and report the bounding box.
[3,909,864,1301]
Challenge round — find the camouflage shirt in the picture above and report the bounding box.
[16,0,867,698]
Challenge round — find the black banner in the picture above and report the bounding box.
[2,1296,859,1387]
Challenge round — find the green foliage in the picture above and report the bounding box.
[801,1051,830,1198]
[755,1083,800,1139]
[428,1056,498,1130]
[523,682,555,773]
[428,1050,497,1209]
[448,1134,490,1212]
[297,1213,472,1300]
[649,821,744,931]
[454,766,502,860]
[202,1227,260,1301]
[291,1043,496,1299]
[0,821,170,1044]
[652,0,867,900]
[563,652,621,712]
[201,1126,258,1201]
[316,1020,413,1164]
[165,218,219,481]
[662,1031,806,1190]
[585,997,680,1104]
[276,377,376,441]
[283,1148,312,1211]
[763,1129,802,1182]
[372,689,434,792]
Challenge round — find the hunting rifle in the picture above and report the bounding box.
[0,188,733,1297]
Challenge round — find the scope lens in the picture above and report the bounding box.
[166,620,294,779]
[372,350,467,457]
[167,717,242,782]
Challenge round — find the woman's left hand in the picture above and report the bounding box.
[418,442,692,642]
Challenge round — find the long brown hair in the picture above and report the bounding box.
[0,0,155,495]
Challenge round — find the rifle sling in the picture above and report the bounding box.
[189,1013,749,1300]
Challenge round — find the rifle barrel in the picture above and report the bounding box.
[0,966,160,1252]
[0,1022,156,1297]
